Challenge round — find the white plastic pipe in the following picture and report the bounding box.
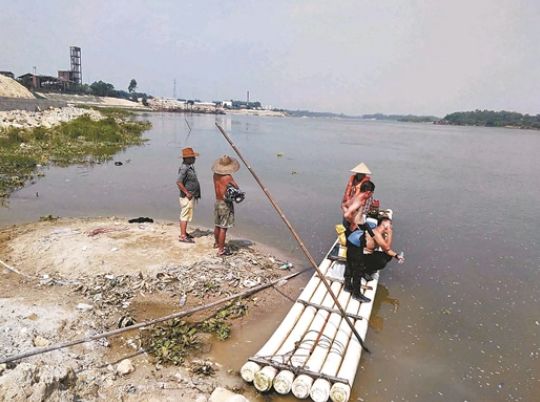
[291,373,314,399]
[271,268,331,364]
[311,377,332,402]
[290,282,342,369]
[240,260,331,382]
[257,259,332,359]
[240,361,260,383]
[308,288,353,402]
[273,369,295,395]
[316,298,361,389]
[330,276,378,402]
[253,365,278,392]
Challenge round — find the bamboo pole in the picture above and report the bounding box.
[0,269,307,365]
[215,123,369,354]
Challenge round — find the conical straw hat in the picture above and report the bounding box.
[350,162,371,174]
[212,155,240,174]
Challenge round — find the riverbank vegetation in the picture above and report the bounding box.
[438,110,540,129]
[0,108,151,198]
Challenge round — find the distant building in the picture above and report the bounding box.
[0,71,15,79]
[18,73,70,91]
[58,70,76,82]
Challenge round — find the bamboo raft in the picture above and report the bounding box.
[241,215,389,402]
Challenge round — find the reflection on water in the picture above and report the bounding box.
[1,113,540,401]
[369,284,400,332]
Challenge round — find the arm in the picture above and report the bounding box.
[343,196,364,229]
[372,227,403,262]
[228,176,239,189]
[341,176,354,206]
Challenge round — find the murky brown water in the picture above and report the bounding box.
[2,113,539,401]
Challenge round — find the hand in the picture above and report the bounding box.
[396,254,405,264]
[186,193,193,200]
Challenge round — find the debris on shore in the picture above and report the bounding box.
[0,217,298,401]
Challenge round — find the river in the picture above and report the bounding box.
[1,112,539,401]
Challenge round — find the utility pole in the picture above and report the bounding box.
[247,90,250,104]
[33,66,36,76]
[173,79,177,99]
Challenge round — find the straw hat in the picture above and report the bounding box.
[350,162,371,175]
[212,155,240,174]
[181,147,199,158]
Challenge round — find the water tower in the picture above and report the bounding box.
[70,46,82,84]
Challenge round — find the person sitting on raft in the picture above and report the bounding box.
[360,216,405,281]
[342,180,376,303]
[341,162,372,215]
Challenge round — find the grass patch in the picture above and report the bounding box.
[0,111,151,198]
[141,301,248,366]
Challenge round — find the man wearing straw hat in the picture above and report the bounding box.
[176,147,201,243]
[212,155,240,256]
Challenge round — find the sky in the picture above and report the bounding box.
[1,0,539,116]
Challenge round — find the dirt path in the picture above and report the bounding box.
[0,217,301,401]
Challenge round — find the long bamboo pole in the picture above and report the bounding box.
[0,269,307,365]
[215,123,369,353]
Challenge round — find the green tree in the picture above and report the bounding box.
[90,81,115,97]
[128,79,137,93]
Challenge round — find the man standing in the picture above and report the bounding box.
[343,180,376,302]
[176,147,200,243]
[212,155,240,256]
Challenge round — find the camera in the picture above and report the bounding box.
[225,184,246,203]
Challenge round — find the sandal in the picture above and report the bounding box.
[217,248,233,256]
[186,233,194,239]
[179,237,195,243]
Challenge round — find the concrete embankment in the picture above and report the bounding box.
[0,96,67,112]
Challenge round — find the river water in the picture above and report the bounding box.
[1,113,539,401]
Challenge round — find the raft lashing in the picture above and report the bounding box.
[241,213,390,402]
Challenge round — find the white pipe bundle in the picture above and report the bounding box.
[289,282,342,398]
[308,287,353,402]
[247,274,331,392]
[240,260,332,382]
[330,278,378,402]
[272,267,331,363]
[290,282,342,368]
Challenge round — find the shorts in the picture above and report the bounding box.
[214,200,234,229]
[179,197,196,222]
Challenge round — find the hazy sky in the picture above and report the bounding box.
[1,0,539,116]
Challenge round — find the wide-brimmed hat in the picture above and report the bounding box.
[212,155,240,174]
[182,147,199,158]
[350,162,371,175]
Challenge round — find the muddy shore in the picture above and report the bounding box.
[0,217,303,401]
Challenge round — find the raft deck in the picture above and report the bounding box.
[241,217,386,402]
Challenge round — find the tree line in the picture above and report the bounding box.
[68,79,149,105]
[440,110,540,129]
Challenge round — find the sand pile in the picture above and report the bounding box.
[0,75,34,99]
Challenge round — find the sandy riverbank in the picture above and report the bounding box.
[0,217,301,401]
